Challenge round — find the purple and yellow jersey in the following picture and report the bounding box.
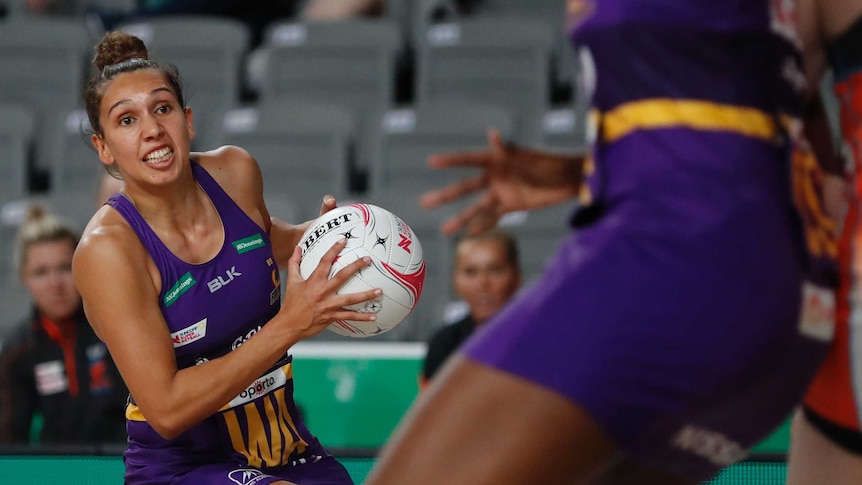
[462,1,835,481]
[107,162,329,481]
[567,0,836,286]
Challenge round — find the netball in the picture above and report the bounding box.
[298,203,426,337]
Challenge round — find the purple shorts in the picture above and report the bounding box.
[463,128,830,481]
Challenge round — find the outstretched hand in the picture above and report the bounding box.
[279,240,381,341]
[420,129,584,235]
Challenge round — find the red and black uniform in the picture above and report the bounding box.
[0,306,128,445]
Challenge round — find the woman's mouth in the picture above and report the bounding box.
[143,147,173,164]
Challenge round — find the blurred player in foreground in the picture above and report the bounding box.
[366,1,838,484]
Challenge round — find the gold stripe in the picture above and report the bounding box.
[601,99,779,143]
[126,403,146,421]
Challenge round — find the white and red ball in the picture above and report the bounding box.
[298,203,426,337]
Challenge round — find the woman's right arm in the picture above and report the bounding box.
[72,222,377,440]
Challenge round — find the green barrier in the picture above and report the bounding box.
[0,455,790,484]
[290,342,794,453]
[0,342,797,484]
[291,342,425,449]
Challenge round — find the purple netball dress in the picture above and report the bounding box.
[108,162,352,485]
[463,0,836,481]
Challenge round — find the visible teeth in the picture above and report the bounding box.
[144,147,172,162]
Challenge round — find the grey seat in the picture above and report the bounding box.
[498,200,579,286]
[0,104,36,206]
[118,16,252,151]
[3,0,137,17]
[366,100,515,209]
[254,19,403,173]
[48,107,106,198]
[257,19,402,112]
[218,99,356,221]
[534,102,589,153]
[414,16,557,143]
[0,17,90,182]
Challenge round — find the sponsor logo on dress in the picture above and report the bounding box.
[164,272,196,307]
[227,366,287,408]
[227,468,270,485]
[232,326,262,350]
[170,318,207,348]
[671,424,748,466]
[208,266,242,293]
[233,233,266,254]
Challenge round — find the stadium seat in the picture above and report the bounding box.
[47,107,106,200]
[256,19,402,112]
[365,100,515,205]
[498,200,579,286]
[534,101,589,153]
[118,16,252,152]
[414,16,557,143]
[253,19,403,176]
[218,98,356,221]
[0,16,90,184]
[2,0,137,17]
[0,104,35,206]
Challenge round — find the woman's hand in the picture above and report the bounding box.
[278,239,381,341]
[420,129,585,235]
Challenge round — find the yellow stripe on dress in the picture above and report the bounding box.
[124,362,295,422]
[600,99,779,143]
[126,403,146,421]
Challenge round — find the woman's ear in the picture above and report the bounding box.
[91,133,115,166]
[185,106,195,141]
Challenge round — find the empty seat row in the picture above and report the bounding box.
[0,10,582,162]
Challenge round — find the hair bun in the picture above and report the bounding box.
[93,31,149,72]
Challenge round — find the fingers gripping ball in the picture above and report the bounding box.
[298,204,426,337]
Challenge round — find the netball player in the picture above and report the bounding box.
[365,1,838,484]
[72,31,379,484]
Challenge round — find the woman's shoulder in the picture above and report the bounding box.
[193,145,258,174]
[193,145,263,189]
[75,205,146,270]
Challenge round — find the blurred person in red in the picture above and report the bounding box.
[0,205,127,445]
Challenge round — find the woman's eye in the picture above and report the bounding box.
[157,105,170,114]
[120,117,133,126]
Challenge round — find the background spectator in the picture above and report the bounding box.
[421,228,520,387]
[0,204,127,446]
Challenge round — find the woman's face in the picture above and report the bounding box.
[92,69,194,187]
[453,239,521,324]
[21,240,81,321]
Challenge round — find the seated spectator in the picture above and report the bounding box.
[0,205,128,446]
[421,228,521,387]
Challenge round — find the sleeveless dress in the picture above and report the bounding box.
[108,161,352,484]
[462,0,836,480]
